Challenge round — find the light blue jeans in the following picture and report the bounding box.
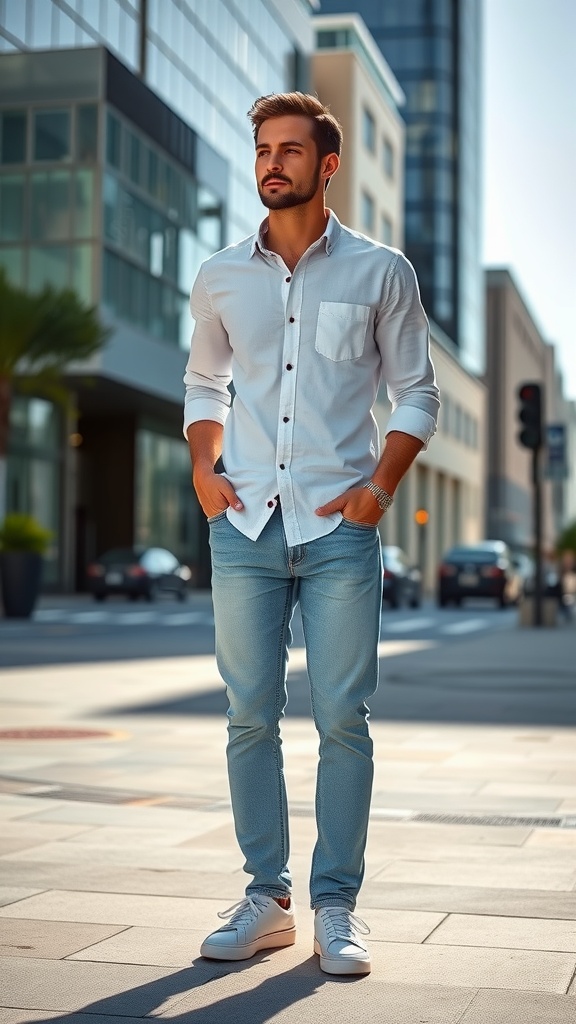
[208,506,382,910]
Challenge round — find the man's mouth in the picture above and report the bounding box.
[263,178,290,187]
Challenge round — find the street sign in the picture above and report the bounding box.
[545,423,568,480]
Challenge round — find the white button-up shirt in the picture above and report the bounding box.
[184,210,440,546]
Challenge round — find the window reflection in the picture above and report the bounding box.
[34,110,71,162]
[1,111,27,164]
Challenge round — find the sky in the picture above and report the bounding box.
[483,0,576,399]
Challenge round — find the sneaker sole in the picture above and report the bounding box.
[313,938,371,975]
[201,927,296,961]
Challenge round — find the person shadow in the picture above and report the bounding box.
[18,948,367,1024]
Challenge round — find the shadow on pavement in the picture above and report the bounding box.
[12,954,363,1024]
[94,643,576,727]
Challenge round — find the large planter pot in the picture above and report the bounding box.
[0,552,43,618]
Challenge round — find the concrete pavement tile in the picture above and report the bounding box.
[64,826,226,848]
[525,830,576,849]
[367,941,576,992]
[0,918,128,958]
[0,838,50,855]
[372,859,576,891]
[365,820,534,846]
[67,925,213,967]
[0,822,95,842]
[154,972,476,1024]
[0,956,211,1014]
[0,1012,148,1024]
[0,887,44,908]
[0,860,244,900]
[0,797,67,819]
[460,989,576,1023]
[0,891,244,929]
[427,914,576,952]
[481,782,576,798]
[3,840,243,873]
[359,882,576,920]
[369,791,561,812]
[14,804,231,829]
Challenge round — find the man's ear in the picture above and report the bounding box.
[322,152,340,184]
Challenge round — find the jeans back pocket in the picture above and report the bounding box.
[315,301,370,361]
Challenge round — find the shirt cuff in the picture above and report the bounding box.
[183,399,230,439]
[385,405,437,451]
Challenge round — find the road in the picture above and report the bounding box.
[0,594,517,668]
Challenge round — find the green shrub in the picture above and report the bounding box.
[0,513,52,555]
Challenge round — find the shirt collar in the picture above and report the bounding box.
[248,209,341,259]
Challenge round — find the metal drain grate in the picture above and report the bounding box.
[412,812,576,829]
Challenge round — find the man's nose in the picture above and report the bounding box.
[267,152,283,171]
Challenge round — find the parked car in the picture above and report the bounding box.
[437,541,522,608]
[86,547,191,601]
[382,545,422,608]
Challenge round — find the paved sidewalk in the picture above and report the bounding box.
[0,615,576,1022]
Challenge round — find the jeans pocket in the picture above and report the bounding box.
[207,509,228,524]
[341,517,377,532]
[315,302,370,361]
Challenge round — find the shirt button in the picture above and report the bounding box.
[267,500,274,508]
[279,463,285,470]
[285,276,291,283]
[289,316,295,323]
[286,363,293,370]
[283,416,289,423]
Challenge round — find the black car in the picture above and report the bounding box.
[382,546,422,608]
[87,547,191,601]
[437,541,522,608]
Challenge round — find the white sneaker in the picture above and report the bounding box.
[200,895,296,961]
[314,907,371,975]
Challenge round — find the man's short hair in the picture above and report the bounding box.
[247,92,343,160]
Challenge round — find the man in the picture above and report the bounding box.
[184,92,439,975]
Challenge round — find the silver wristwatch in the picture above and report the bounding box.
[363,481,394,513]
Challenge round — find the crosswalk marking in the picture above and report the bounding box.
[381,617,435,633]
[442,618,488,635]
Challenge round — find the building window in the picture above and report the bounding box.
[0,176,25,241]
[361,191,375,234]
[362,106,375,153]
[0,111,27,164]
[383,137,394,178]
[33,109,71,162]
[76,105,98,163]
[381,214,393,246]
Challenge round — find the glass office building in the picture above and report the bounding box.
[319,0,484,376]
[0,2,314,589]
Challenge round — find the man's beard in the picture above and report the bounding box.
[258,161,321,210]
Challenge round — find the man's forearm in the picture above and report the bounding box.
[371,430,424,496]
[187,419,224,474]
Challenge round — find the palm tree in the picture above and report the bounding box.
[0,269,110,522]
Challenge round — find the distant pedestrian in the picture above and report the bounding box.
[184,92,440,975]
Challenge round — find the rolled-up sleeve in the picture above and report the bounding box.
[183,264,233,438]
[376,252,440,450]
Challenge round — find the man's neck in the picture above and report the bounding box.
[265,206,329,273]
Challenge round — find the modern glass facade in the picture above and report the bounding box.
[319,0,484,376]
[0,0,315,244]
[0,2,314,589]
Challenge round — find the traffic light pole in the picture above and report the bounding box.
[532,446,543,627]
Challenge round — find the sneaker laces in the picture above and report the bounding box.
[217,895,271,928]
[319,908,370,944]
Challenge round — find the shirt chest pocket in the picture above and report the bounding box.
[315,301,370,361]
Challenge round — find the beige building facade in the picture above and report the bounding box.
[313,14,487,592]
[485,268,565,554]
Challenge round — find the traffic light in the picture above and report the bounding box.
[517,382,543,450]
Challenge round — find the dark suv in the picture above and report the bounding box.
[437,541,522,608]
